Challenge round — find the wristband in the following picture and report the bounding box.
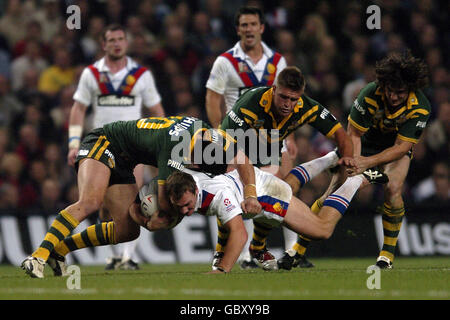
[68,136,81,148]
[68,125,83,149]
[244,184,257,199]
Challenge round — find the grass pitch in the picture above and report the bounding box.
[1,257,448,300]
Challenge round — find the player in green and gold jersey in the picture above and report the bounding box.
[212,66,356,270]
[21,116,259,278]
[279,50,431,270]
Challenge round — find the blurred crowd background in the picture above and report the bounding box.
[0,0,448,216]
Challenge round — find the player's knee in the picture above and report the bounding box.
[322,228,334,240]
[385,180,404,199]
[116,226,140,243]
[80,198,103,213]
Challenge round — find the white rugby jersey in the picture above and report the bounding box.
[206,41,287,112]
[186,167,292,227]
[73,56,162,129]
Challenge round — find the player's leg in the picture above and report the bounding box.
[376,155,410,269]
[51,184,140,274]
[290,169,342,267]
[279,169,390,270]
[22,158,110,278]
[284,174,365,238]
[109,164,146,270]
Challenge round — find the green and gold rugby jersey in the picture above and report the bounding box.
[220,86,341,166]
[102,116,232,184]
[348,82,431,153]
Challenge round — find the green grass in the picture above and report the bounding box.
[1,257,449,300]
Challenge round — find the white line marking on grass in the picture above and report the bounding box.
[0,288,98,295]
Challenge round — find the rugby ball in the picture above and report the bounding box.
[140,193,158,218]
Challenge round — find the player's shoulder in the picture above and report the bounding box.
[236,86,269,108]
[411,89,431,111]
[299,93,322,108]
[358,81,380,98]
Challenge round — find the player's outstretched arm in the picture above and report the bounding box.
[207,215,248,274]
[67,101,87,166]
[205,89,225,128]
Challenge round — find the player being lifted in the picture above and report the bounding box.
[21,116,258,278]
[278,50,431,270]
[213,65,357,270]
[151,164,387,273]
[68,24,165,270]
[205,6,294,268]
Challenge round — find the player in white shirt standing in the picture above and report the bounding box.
[67,24,165,270]
[205,6,300,269]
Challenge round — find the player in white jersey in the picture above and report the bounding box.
[67,24,165,270]
[156,167,385,273]
[205,8,287,128]
[205,6,299,269]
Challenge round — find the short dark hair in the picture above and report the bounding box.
[276,66,306,92]
[101,24,126,41]
[234,6,265,26]
[375,50,429,91]
[165,171,197,203]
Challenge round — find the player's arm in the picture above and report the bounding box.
[235,150,262,215]
[351,136,413,175]
[205,88,225,128]
[329,126,355,168]
[219,127,261,215]
[347,121,364,156]
[208,215,248,273]
[347,120,413,175]
[67,101,87,166]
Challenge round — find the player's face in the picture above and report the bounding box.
[384,85,409,108]
[237,14,264,50]
[171,190,197,216]
[103,30,128,60]
[272,85,303,119]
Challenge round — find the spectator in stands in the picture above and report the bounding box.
[0,74,23,128]
[11,40,48,92]
[0,0,30,48]
[426,101,450,159]
[13,123,45,168]
[30,0,63,43]
[418,161,449,206]
[12,20,49,59]
[0,127,10,159]
[0,183,19,213]
[80,16,106,62]
[152,22,200,77]
[35,178,65,215]
[38,49,76,98]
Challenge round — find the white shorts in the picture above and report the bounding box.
[218,167,292,227]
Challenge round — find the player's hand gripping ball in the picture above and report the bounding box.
[140,193,158,218]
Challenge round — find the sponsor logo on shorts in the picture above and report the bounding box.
[104,149,115,168]
[224,198,236,212]
[78,149,89,156]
